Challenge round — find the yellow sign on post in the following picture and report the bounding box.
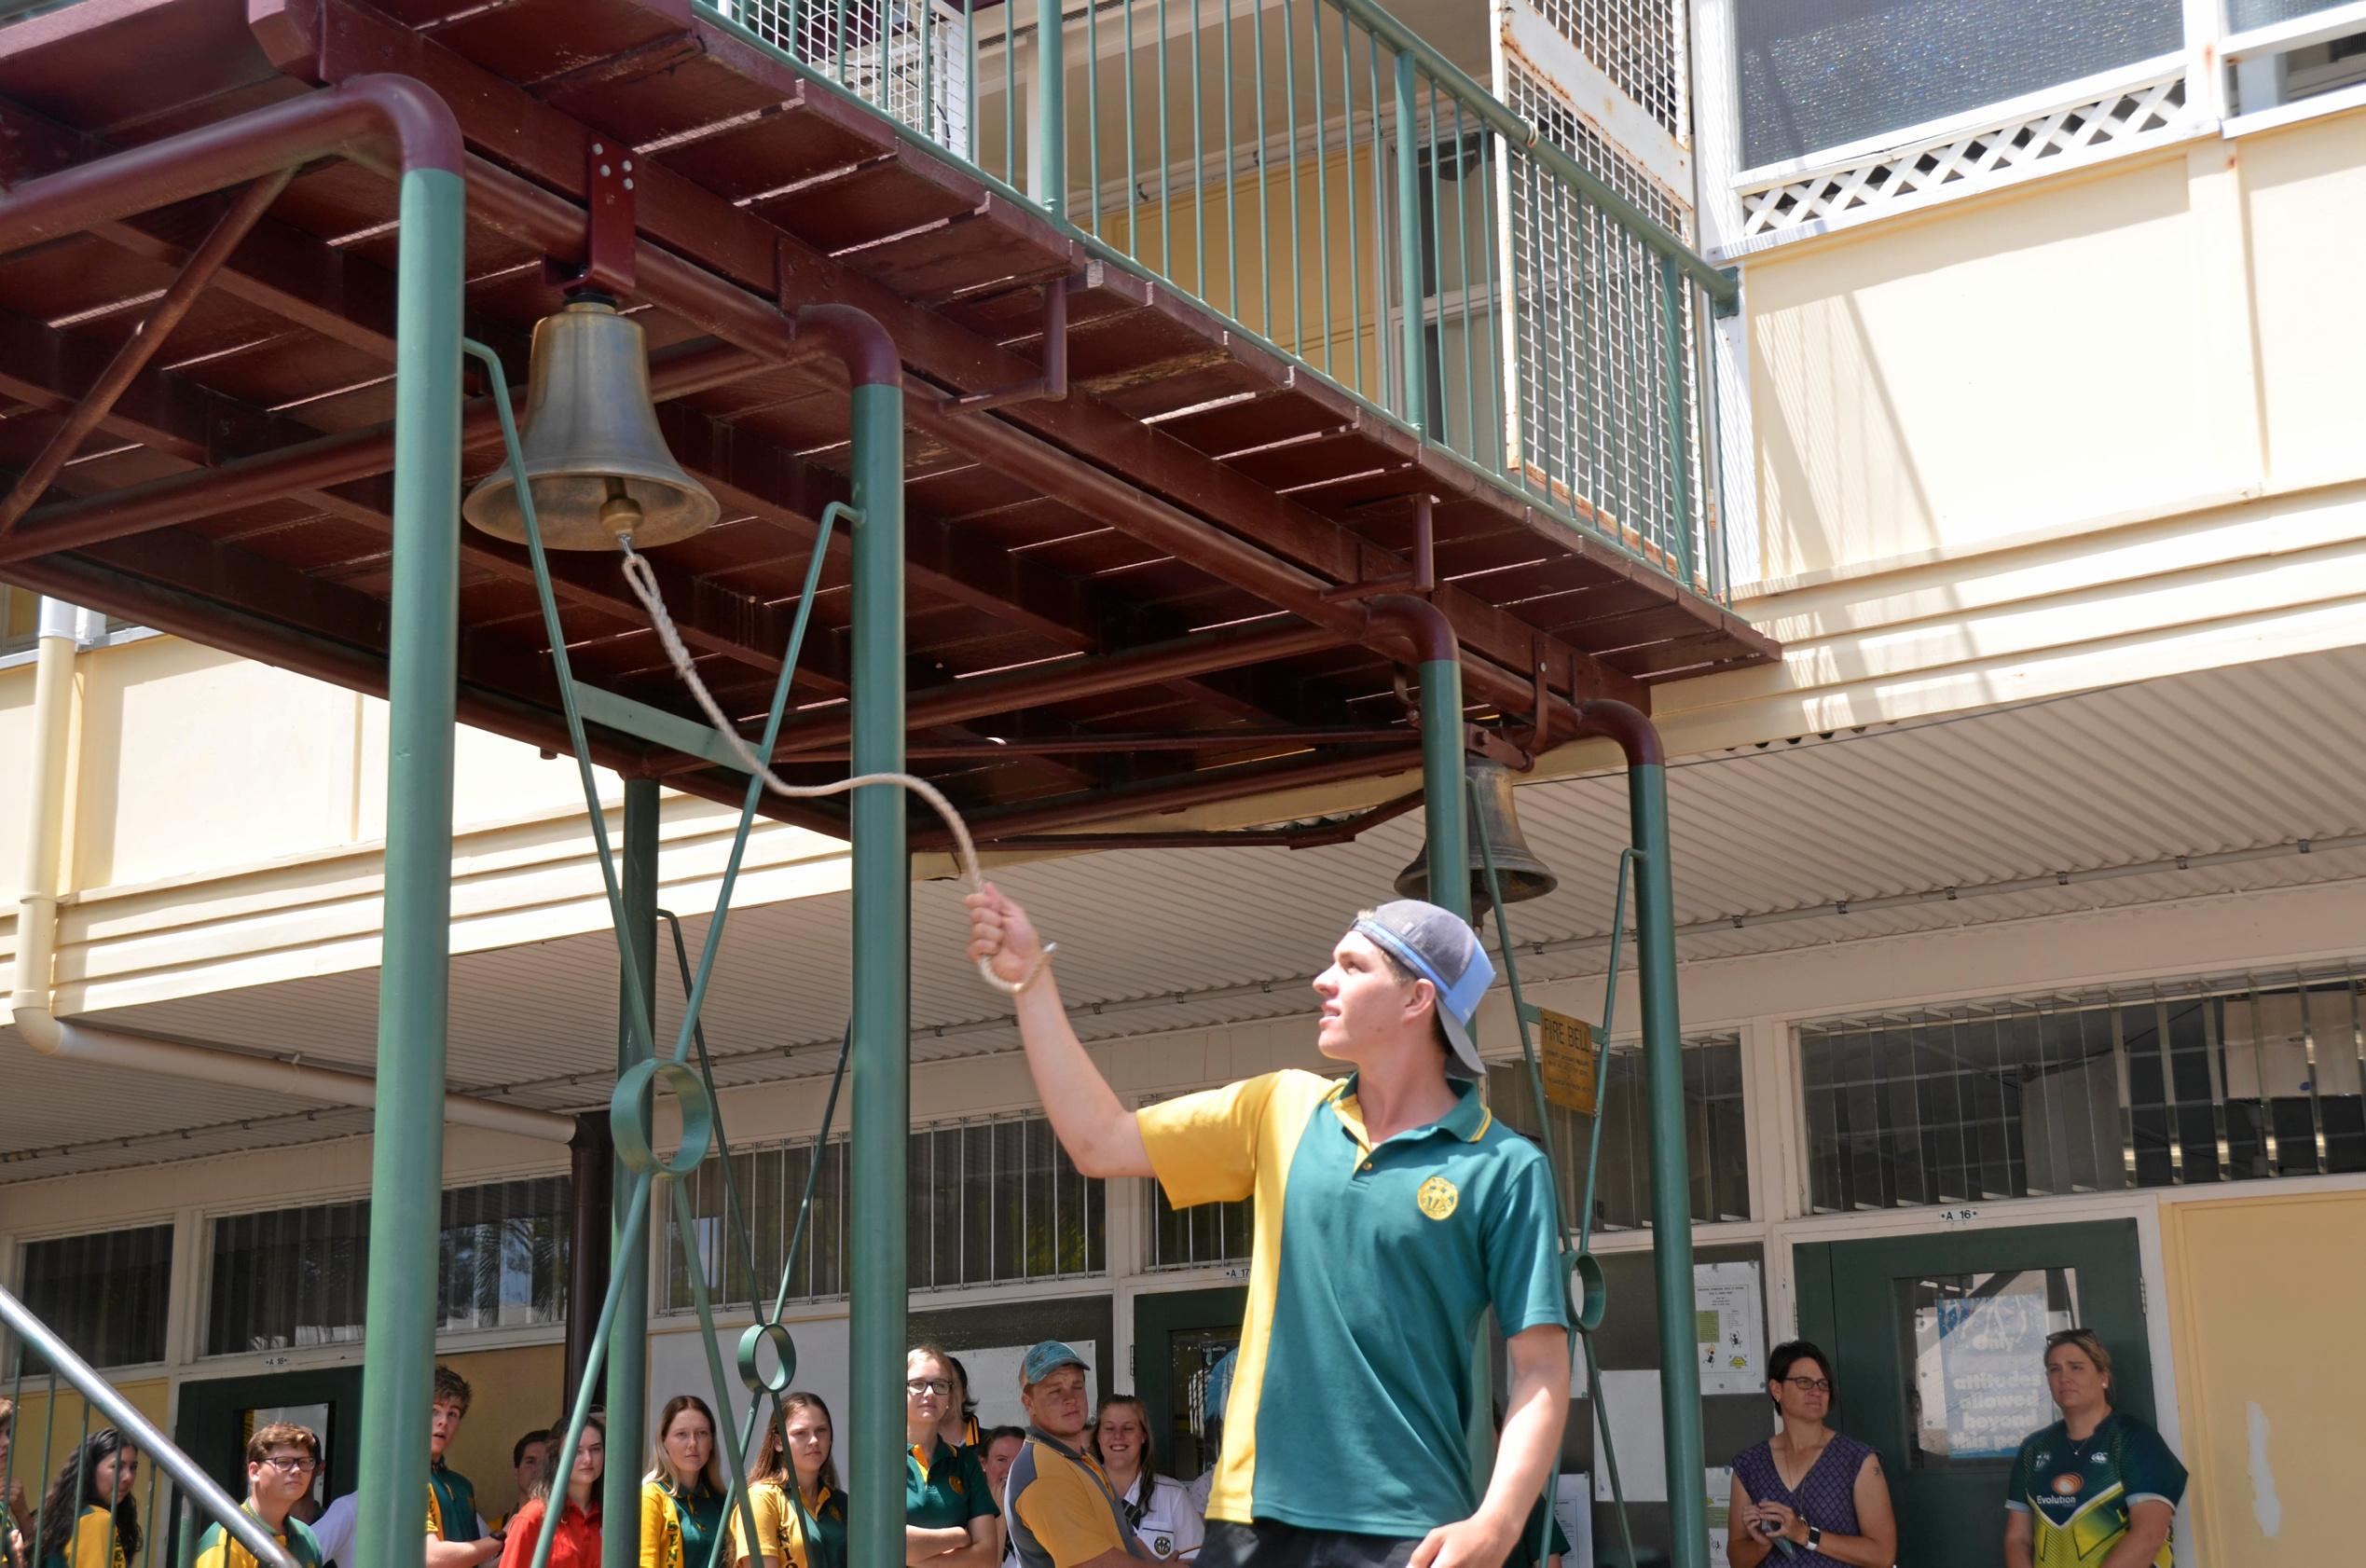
[1534,1006,1600,1116]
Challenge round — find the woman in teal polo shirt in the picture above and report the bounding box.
[904,1346,1000,1566]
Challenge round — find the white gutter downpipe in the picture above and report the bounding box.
[9,598,572,1145]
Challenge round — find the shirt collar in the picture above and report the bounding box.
[1328,1074,1490,1150]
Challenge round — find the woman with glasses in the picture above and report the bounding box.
[730,1392,846,1568]
[642,1396,728,1568]
[902,1347,999,1568]
[2003,1328,2184,1568]
[498,1415,603,1568]
[34,1429,141,1568]
[1726,1341,1896,1567]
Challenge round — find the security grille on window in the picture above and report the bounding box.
[14,1224,172,1369]
[1486,1038,1750,1231]
[664,1111,1104,1312]
[1799,968,2366,1212]
[205,1176,570,1355]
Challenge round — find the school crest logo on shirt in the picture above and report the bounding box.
[1417,1176,1460,1219]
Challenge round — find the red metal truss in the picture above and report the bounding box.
[0,0,1775,841]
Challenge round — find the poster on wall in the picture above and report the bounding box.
[1912,1272,2072,1458]
[1695,1260,1767,1395]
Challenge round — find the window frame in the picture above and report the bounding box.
[194,1173,574,1362]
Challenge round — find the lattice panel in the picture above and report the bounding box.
[1503,54,1705,583]
[1739,71,2187,239]
[732,0,971,154]
[1529,0,1686,134]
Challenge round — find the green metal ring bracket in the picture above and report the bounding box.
[612,1058,715,1176]
[736,1321,799,1396]
[1571,1251,1609,1334]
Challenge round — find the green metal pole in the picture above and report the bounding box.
[352,164,463,1568]
[1417,658,1464,921]
[604,778,660,1568]
[846,376,909,1568]
[1029,0,1065,219]
[1393,51,1427,437]
[1631,751,1707,1568]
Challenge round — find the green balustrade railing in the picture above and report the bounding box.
[4,1283,301,1568]
[704,0,1737,602]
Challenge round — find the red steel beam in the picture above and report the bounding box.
[0,169,294,533]
[919,746,1427,846]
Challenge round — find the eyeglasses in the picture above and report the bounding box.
[906,1379,953,1397]
[258,1456,318,1475]
[1782,1377,1833,1394]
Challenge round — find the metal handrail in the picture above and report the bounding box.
[700,0,1735,602]
[1332,0,1736,308]
[0,1284,298,1568]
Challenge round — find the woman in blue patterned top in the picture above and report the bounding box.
[1726,1341,1897,1568]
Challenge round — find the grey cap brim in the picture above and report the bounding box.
[1442,1008,1484,1080]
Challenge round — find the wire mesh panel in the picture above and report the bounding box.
[1500,52,1711,587]
[724,0,972,154]
[1528,0,1686,133]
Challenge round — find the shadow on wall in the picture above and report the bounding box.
[1749,146,2222,585]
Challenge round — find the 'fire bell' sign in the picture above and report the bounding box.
[1534,1007,1600,1117]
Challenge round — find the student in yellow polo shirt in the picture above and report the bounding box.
[1003,1343,1148,1568]
[969,891,1572,1568]
[34,1431,141,1568]
[191,1424,325,1568]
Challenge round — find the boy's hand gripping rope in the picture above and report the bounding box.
[617,542,1055,997]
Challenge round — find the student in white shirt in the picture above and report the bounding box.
[1091,1397,1202,1562]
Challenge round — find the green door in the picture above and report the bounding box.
[1133,1286,1245,1492]
[174,1366,364,1519]
[1795,1220,2153,1568]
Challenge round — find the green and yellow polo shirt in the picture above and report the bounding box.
[1137,1070,1570,1538]
[904,1437,994,1533]
[427,1462,481,1543]
[192,1508,322,1568]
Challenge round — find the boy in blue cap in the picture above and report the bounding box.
[1002,1342,1149,1568]
[968,891,1571,1568]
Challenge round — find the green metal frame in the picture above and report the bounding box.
[451,332,909,1568]
[353,162,465,1568]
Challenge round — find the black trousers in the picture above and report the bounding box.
[1196,1520,1421,1568]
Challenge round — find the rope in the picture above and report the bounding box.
[618,543,1054,997]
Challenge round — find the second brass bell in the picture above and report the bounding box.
[461,296,721,550]
[1395,756,1560,925]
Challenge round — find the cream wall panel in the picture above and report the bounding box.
[1745,148,2240,582]
[75,642,356,889]
[2162,1189,2366,1566]
[2240,106,2366,495]
[0,665,33,908]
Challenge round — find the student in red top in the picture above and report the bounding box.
[500,1416,604,1568]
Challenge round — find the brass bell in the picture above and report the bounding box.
[1395,756,1559,926]
[461,296,721,550]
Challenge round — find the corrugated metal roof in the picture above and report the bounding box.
[6,643,2364,1181]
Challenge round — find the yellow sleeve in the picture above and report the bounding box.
[71,1512,120,1568]
[1135,1072,1288,1207]
[639,1485,668,1568]
[1013,1465,1126,1568]
[726,1484,787,1568]
[189,1527,234,1568]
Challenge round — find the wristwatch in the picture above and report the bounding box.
[1805,1524,1823,1551]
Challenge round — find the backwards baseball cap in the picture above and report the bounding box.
[1020,1341,1089,1388]
[1352,900,1493,1080]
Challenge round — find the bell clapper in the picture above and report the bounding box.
[599,475,643,549]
